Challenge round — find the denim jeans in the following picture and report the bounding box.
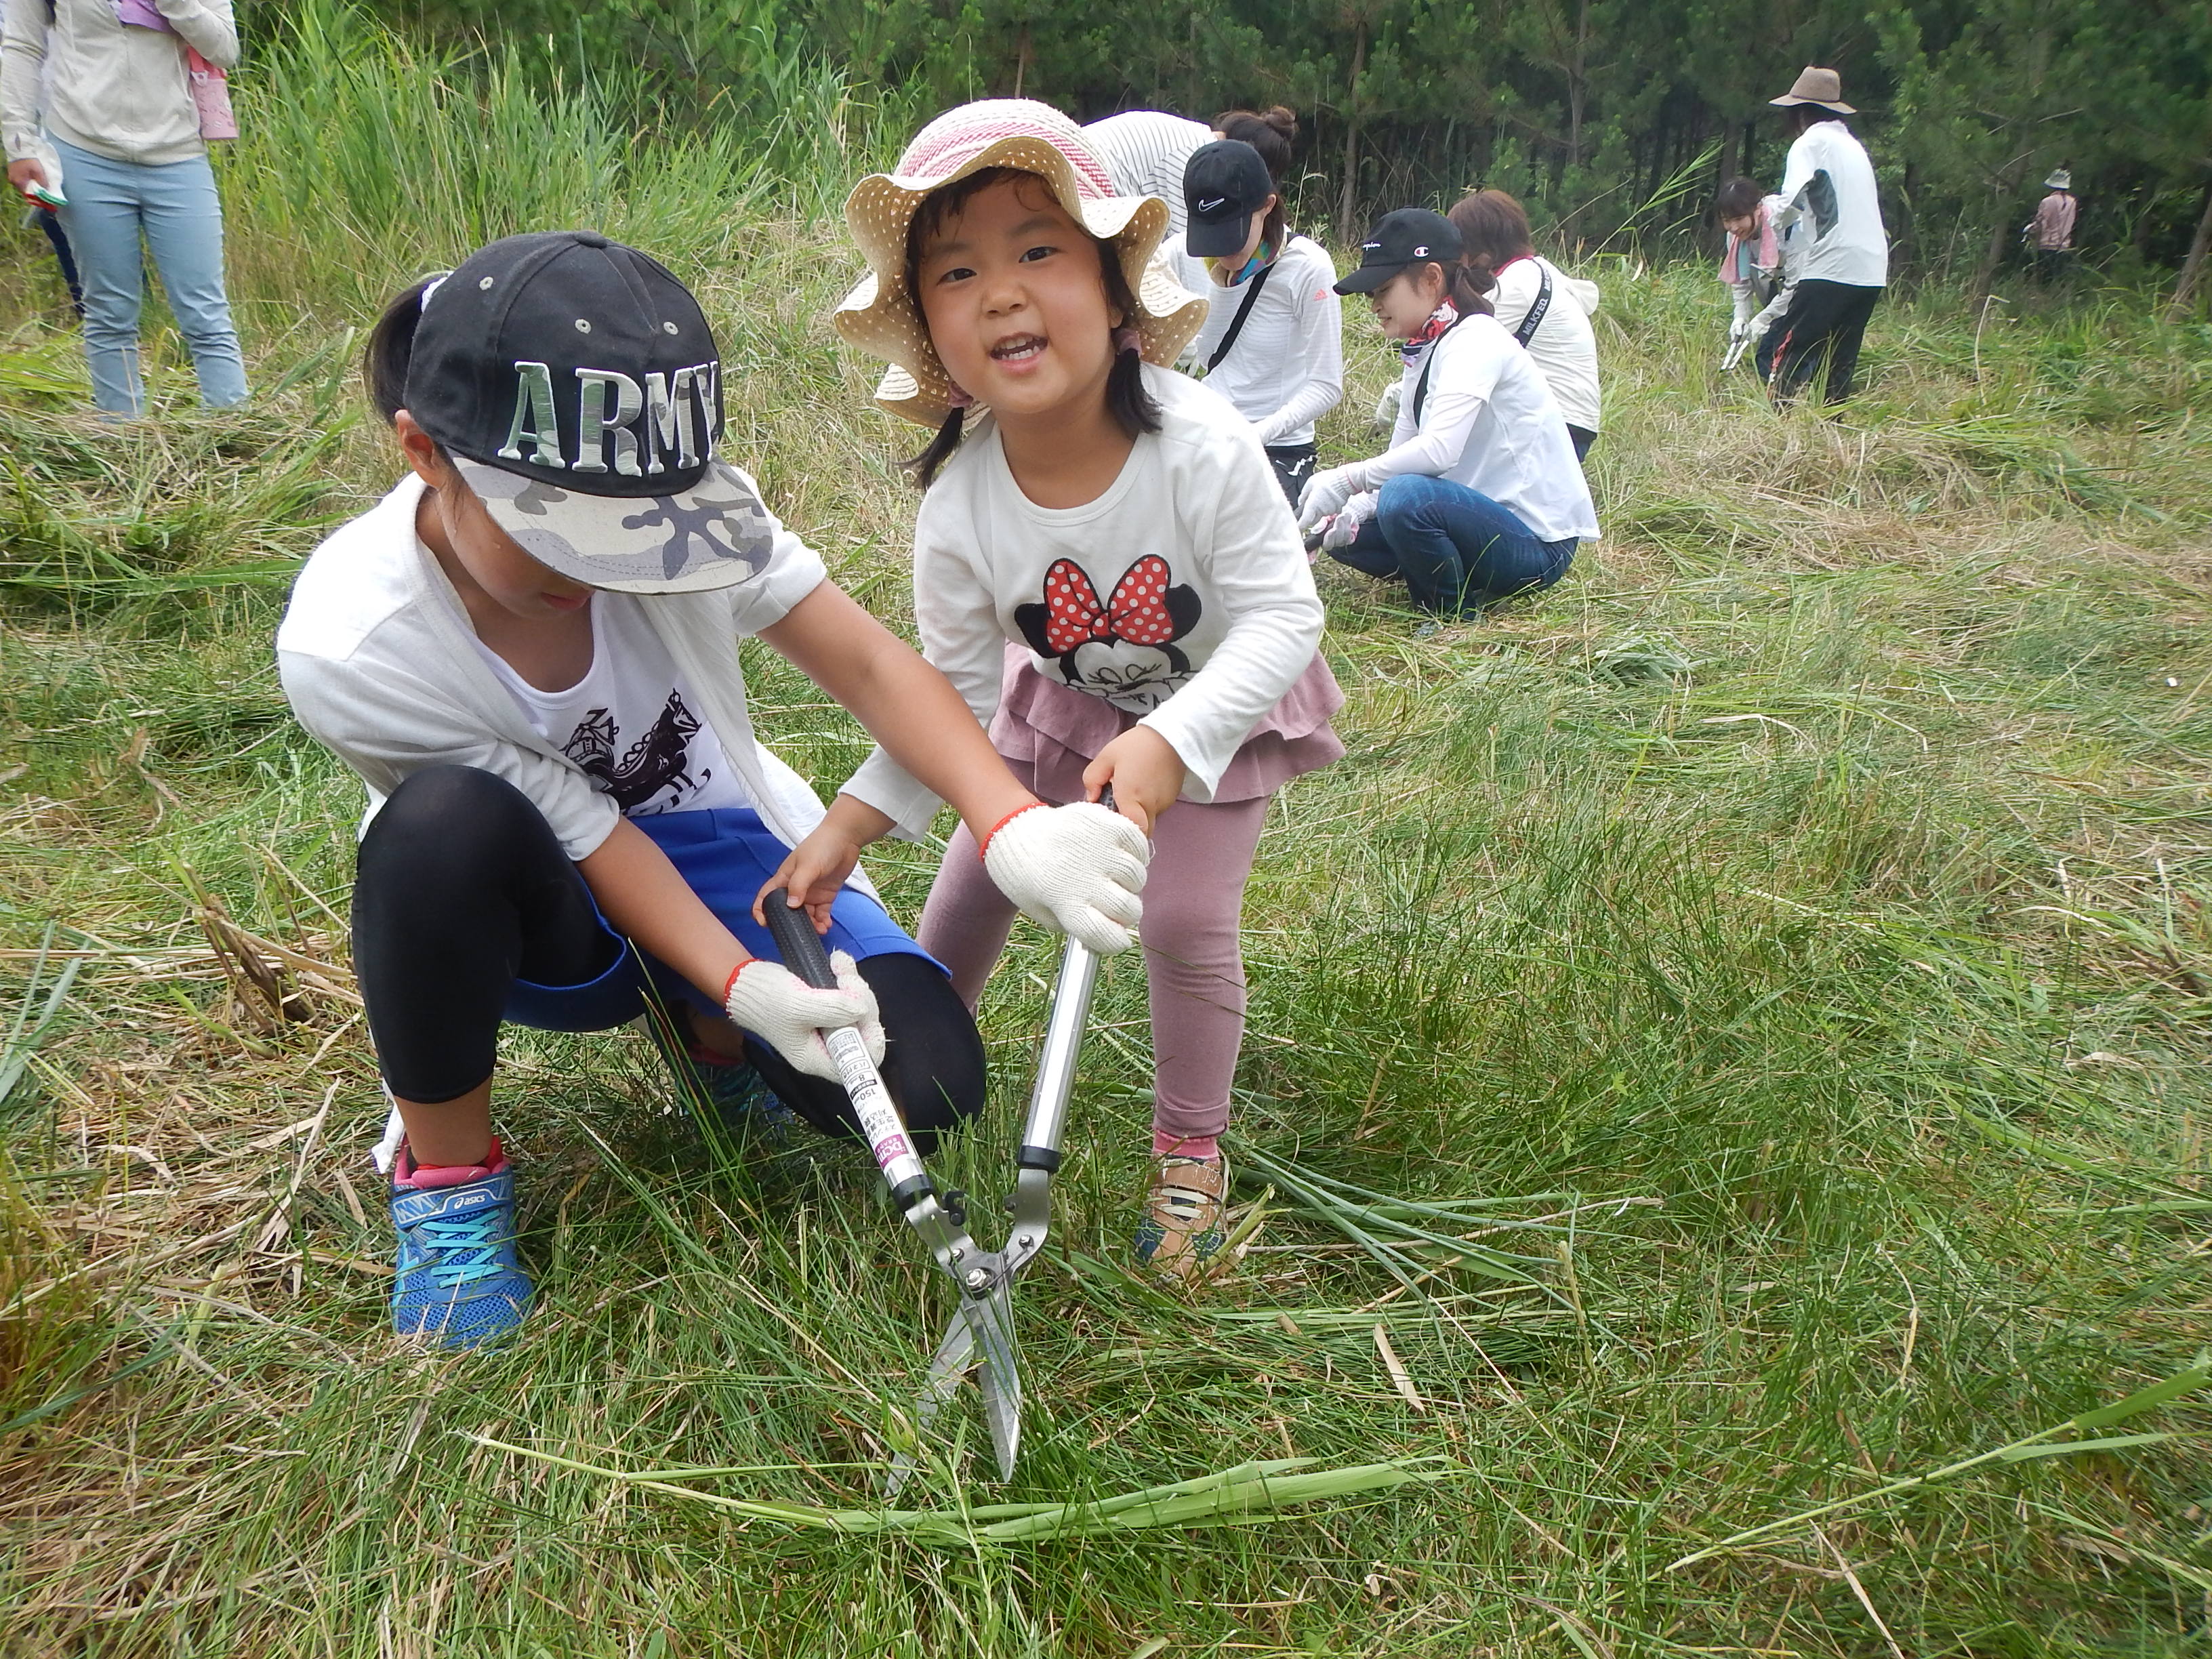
[52,137,248,415]
[1329,473,1577,615]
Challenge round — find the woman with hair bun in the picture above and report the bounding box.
[1179,107,1343,506]
[1447,188,1602,461]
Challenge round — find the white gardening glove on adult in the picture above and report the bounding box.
[1320,488,1378,550]
[981,802,1150,955]
[724,952,884,1082]
[1296,466,1360,533]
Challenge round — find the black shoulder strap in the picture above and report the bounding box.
[1204,259,1276,373]
[1409,315,1471,425]
[1511,262,1554,347]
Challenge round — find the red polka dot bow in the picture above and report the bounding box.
[1039,556,1179,653]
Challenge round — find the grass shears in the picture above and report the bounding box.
[762,889,1099,1495]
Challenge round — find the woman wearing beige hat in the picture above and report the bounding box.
[1755,66,1887,405]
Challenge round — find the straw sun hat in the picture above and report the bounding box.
[834,99,1208,428]
[1769,66,1857,115]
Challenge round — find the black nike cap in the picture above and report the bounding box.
[1182,140,1276,259]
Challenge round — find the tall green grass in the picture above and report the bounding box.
[1,19,2211,1654]
[222,0,915,323]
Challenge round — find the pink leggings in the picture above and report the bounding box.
[917,765,1270,1142]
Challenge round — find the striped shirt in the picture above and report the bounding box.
[1081,110,1214,233]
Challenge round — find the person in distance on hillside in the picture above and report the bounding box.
[1446,188,1602,462]
[1755,66,1888,406]
[1298,208,1597,620]
[1715,176,1790,368]
[1178,116,1343,506]
[823,100,1344,1286]
[1,0,248,415]
[276,233,1144,1350]
[2026,167,2076,288]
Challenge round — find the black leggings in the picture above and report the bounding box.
[352,766,987,1151]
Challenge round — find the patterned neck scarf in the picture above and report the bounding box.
[1212,241,1276,287]
[1399,299,1460,366]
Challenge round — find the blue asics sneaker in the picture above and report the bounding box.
[390,1139,531,1349]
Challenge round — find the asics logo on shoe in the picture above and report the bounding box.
[398,1185,500,1218]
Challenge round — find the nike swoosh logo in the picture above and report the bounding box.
[1197,198,1227,213]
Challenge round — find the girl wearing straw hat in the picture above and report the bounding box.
[1755,66,1887,405]
[786,99,1345,1285]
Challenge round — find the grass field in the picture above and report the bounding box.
[4,8,2212,1654]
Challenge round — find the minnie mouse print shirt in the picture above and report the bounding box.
[842,364,1326,840]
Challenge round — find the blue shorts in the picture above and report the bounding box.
[501,807,936,1034]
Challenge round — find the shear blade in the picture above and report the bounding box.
[966,1288,1023,1479]
[882,1313,975,1499]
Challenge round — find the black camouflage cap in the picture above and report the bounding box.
[407,231,777,594]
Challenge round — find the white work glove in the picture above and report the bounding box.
[724,952,885,1082]
[1296,465,1359,533]
[1319,488,1378,550]
[1370,380,1402,432]
[1727,319,1749,346]
[981,801,1149,955]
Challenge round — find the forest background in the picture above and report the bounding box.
[372,0,2212,300]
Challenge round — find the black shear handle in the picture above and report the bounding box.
[761,888,838,990]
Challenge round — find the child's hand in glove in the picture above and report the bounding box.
[1296,466,1360,533]
[724,953,884,1082]
[981,800,1150,954]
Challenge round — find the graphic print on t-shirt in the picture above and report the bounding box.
[1014,554,1202,713]
[560,690,713,814]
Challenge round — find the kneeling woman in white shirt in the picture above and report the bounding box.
[1298,208,1598,619]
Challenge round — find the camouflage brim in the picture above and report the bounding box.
[452,457,779,595]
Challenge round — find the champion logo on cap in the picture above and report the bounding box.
[1412,244,1430,258]
[1362,241,1383,253]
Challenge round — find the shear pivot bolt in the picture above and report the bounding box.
[964,1269,989,1290]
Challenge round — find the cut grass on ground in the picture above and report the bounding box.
[3,20,2211,1655]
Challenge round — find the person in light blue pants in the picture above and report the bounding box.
[53,134,245,415]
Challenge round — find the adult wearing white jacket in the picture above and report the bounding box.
[1,0,247,414]
[1753,66,1887,405]
[1448,188,1603,459]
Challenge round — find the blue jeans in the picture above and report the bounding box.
[1329,474,1577,616]
[52,137,248,415]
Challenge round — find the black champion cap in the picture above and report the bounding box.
[1334,207,1464,295]
[1182,140,1276,260]
[406,231,781,594]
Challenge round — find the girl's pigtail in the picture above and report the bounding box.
[905,405,966,490]
[1105,342,1160,441]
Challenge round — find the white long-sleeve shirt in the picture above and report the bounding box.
[842,365,1325,837]
[1778,119,1887,288]
[1347,315,1598,544]
[1487,255,1603,433]
[2,0,236,167]
[1183,234,1344,447]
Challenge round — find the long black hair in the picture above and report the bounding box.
[363,274,441,426]
[901,167,1161,490]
